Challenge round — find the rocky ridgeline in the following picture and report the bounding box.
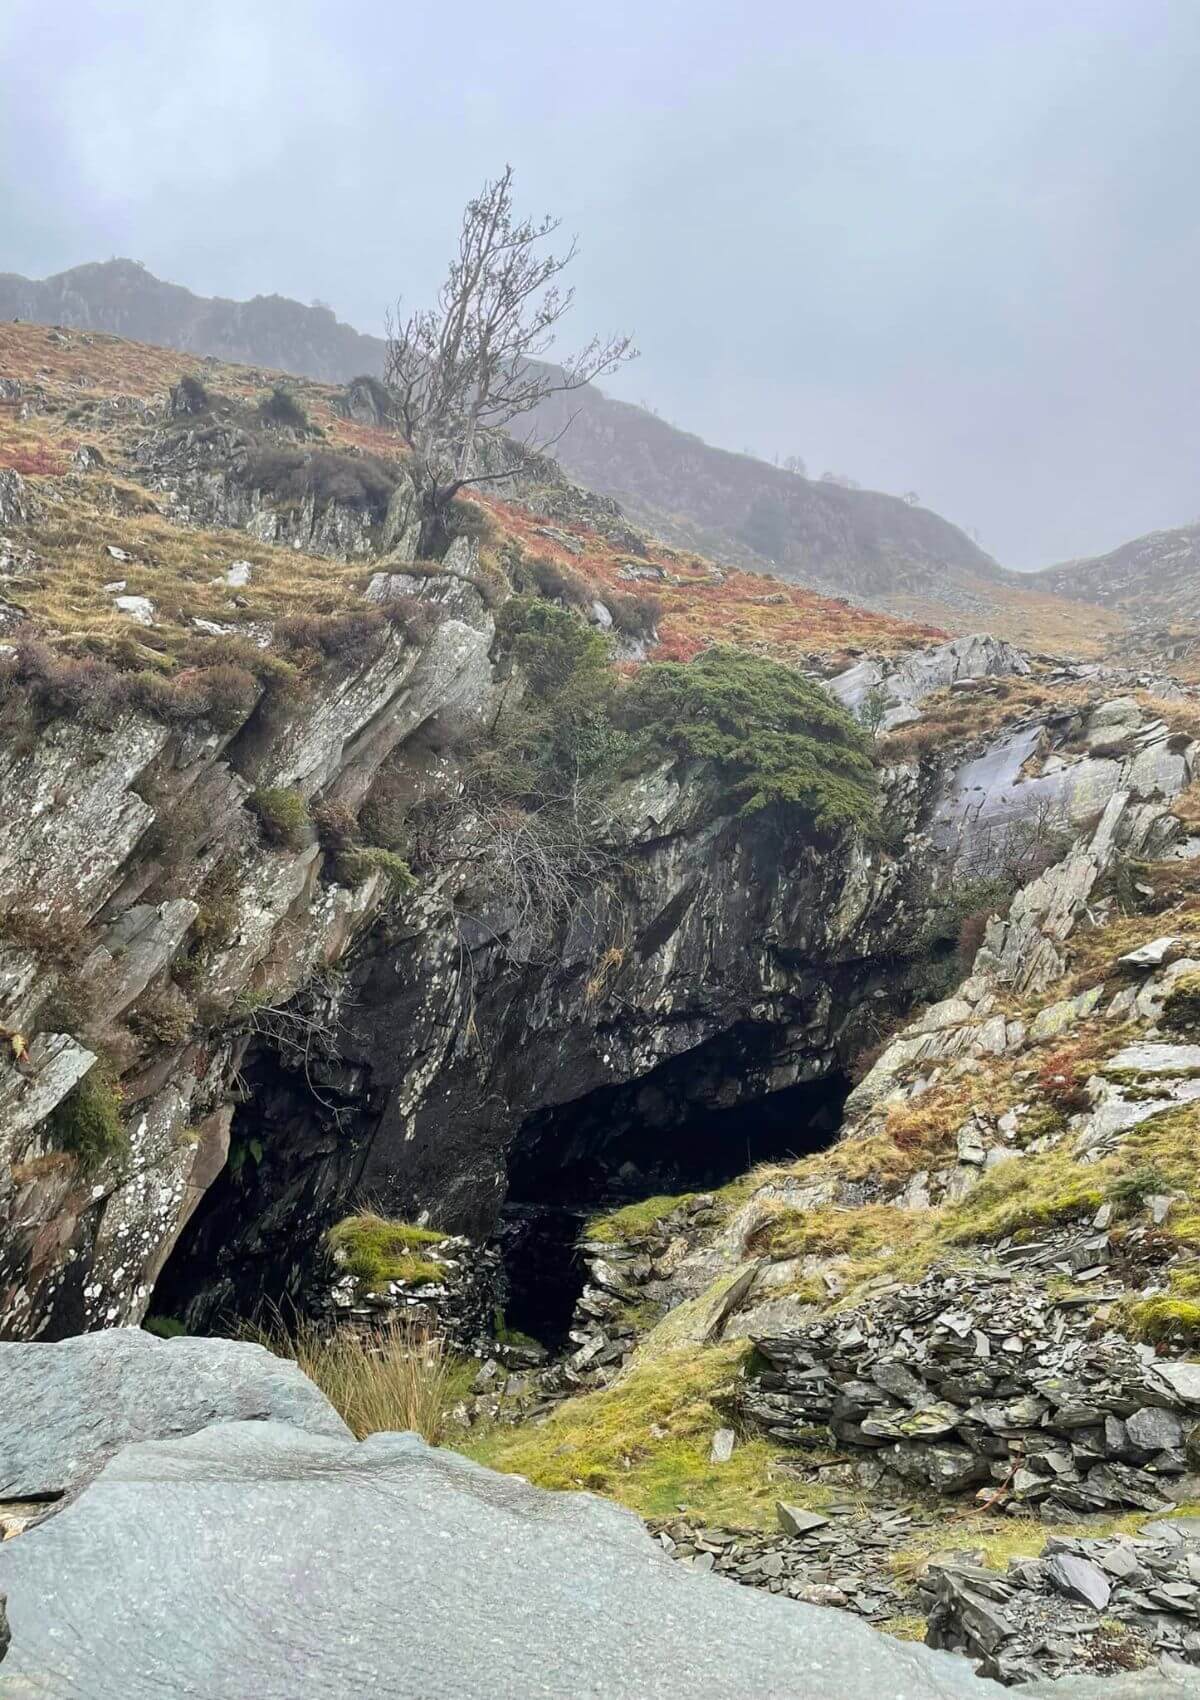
[926,1520,1200,1684]
[748,1270,1200,1513]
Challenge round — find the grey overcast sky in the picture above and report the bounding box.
[1,0,1197,568]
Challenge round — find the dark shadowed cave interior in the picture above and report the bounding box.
[498,1034,850,1346]
[152,1024,850,1351]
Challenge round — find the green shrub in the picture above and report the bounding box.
[1105,1164,1172,1215]
[334,845,414,894]
[494,595,612,697]
[621,646,877,831]
[257,385,310,431]
[249,786,310,851]
[46,1068,127,1168]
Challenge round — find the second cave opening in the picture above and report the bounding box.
[498,1025,850,1349]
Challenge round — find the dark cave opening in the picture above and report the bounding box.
[498,1027,850,1349]
[150,1022,850,1358]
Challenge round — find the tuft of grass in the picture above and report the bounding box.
[45,1068,127,1168]
[249,786,310,851]
[250,1316,472,1442]
[332,845,415,895]
[752,1202,911,1261]
[326,1212,447,1288]
[584,1192,699,1245]
[880,1615,929,1644]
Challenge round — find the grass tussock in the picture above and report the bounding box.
[250,1316,472,1443]
[326,1212,447,1288]
[584,1192,700,1245]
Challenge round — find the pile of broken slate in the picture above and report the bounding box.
[747,1269,1200,1513]
[925,1517,1200,1684]
[656,1501,938,1623]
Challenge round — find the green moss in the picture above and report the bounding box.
[945,1148,1107,1245]
[462,1342,800,1527]
[1119,1293,1200,1347]
[249,785,309,851]
[45,1068,127,1169]
[327,1212,446,1288]
[620,645,877,833]
[333,845,415,894]
[142,1315,187,1338]
[759,1203,912,1261]
[584,1191,699,1245]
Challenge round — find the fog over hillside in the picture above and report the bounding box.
[3,1,1200,567]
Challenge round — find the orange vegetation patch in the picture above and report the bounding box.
[477,493,943,668]
[0,320,941,668]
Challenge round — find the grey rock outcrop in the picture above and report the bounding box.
[829,633,1030,730]
[0,1418,1194,1699]
[0,1330,350,1500]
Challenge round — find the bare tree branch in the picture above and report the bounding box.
[383,165,636,552]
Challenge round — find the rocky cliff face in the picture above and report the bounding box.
[0,326,970,1342]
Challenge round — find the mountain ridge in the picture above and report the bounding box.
[1,258,1014,617]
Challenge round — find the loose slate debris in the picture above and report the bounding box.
[655,1503,940,1625]
[746,1270,1200,1515]
[924,1521,1200,1683]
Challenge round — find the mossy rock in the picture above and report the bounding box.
[46,1069,127,1169]
[326,1213,446,1288]
[1163,971,1200,1034]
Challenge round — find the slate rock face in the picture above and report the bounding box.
[0,1420,1195,1700]
[0,1329,350,1500]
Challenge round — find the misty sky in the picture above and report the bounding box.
[2,0,1198,568]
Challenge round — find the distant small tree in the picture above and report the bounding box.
[902,490,921,506]
[820,470,861,490]
[384,166,636,555]
[856,684,890,739]
[781,453,806,477]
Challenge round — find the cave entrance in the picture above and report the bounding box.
[499,1026,850,1349]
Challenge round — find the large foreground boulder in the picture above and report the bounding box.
[0,1421,1196,1698]
[0,1329,350,1500]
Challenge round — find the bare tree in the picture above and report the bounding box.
[384,166,636,554]
[781,453,806,477]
